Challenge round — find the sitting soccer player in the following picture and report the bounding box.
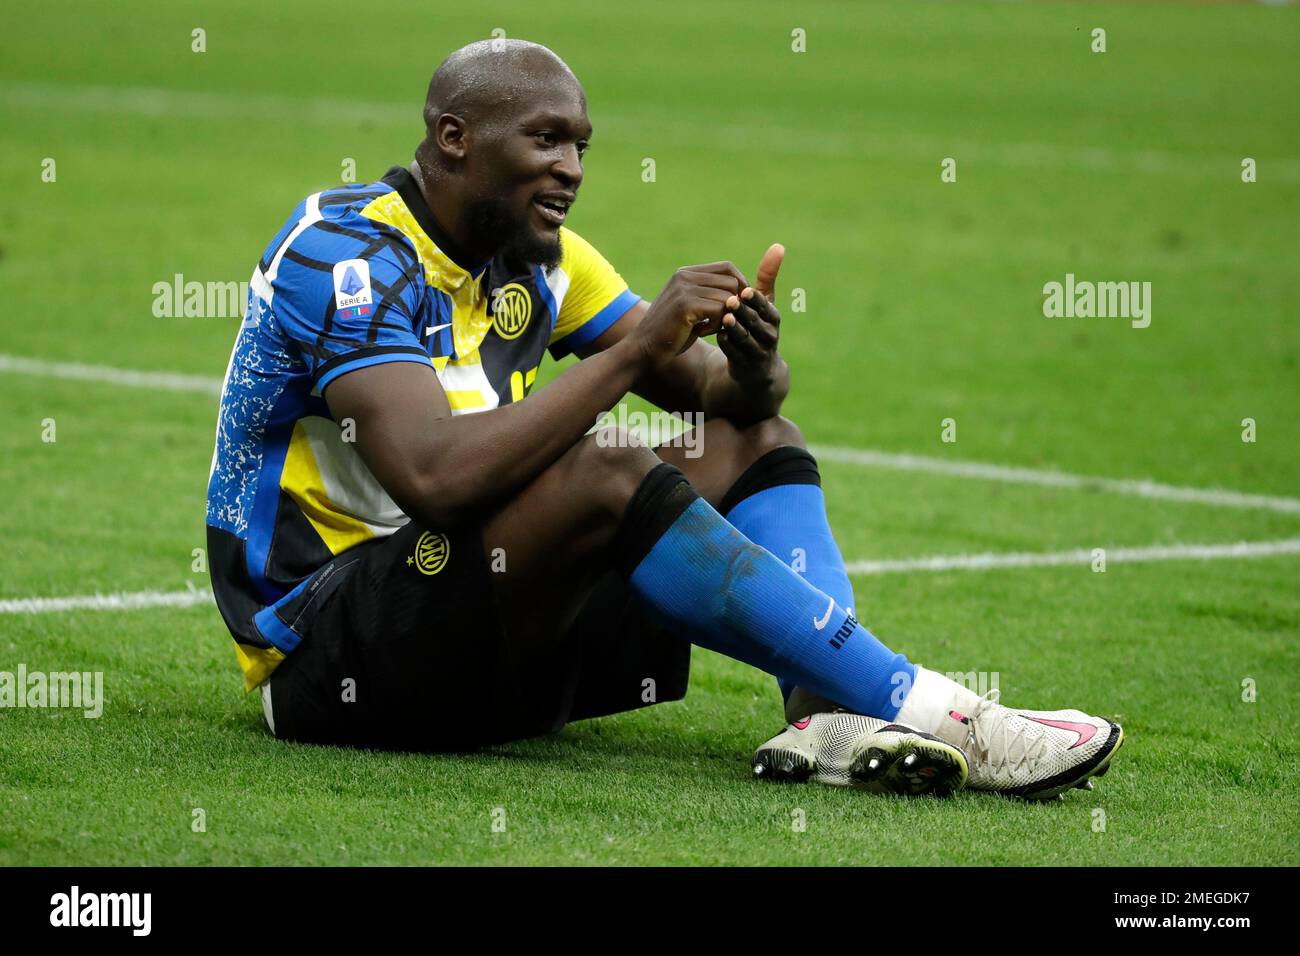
[205,40,1122,800]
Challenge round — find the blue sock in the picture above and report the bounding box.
[614,464,914,720]
[719,448,858,702]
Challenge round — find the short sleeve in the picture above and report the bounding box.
[270,223,431,392]
[547,227,640,358]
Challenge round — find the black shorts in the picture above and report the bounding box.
[264,520,691,750]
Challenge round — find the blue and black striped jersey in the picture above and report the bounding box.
[206,167,640,688]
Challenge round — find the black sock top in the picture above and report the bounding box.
[612,463,699,578]
[718,446,820,517]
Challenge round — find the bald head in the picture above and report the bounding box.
[423,39,582,135]
[411,40,591,270]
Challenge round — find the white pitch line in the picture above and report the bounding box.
[811,445,1300,516]
[0,586,214,615]
[0,354,222,396]
[845,538,1300,576]
[4,352,1299,516]
[3,538,1297,614]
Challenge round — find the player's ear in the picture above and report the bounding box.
[433,113,470,161]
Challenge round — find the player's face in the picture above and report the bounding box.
[465,85,590,267]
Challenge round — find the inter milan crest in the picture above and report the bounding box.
[411,531,450,575]
[492,282,532,340]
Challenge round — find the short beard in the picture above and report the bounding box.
[463,195,563,270]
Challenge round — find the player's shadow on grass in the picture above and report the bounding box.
[249,709,744,766]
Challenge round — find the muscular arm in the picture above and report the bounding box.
[324,337,645,530]
[577,299,790,426]
[323,262,741,530]
[577,246,790,425]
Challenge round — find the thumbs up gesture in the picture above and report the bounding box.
[717,243,786,385]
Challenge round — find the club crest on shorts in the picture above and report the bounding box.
[409,531,450,575]
[491,283,532,339]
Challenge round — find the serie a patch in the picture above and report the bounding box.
[332,258,373,321]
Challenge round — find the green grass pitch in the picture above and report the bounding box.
[1,0,1297,865]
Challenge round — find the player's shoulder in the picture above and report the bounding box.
[268,180,390,237]
[272,179,419,291]
[297,180,410,255]
[554,225,612,276]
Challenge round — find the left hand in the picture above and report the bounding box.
[717,243,785,385]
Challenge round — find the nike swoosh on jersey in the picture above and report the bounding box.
[1024,716,1098,749]
[425,322,452,337]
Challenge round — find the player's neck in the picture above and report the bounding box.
[407,160,491,274]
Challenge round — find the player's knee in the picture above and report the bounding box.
[573,429,663,520]
[738,414,807,458]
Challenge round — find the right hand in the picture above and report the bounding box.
[630,262,749,368]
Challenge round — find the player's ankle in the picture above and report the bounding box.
[894,666,981,736]
[783,686,840,723]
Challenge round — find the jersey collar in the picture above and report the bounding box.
[381,165,488,288]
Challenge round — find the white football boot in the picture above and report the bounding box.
[895,667,1124,800]
[751,710,968,797]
